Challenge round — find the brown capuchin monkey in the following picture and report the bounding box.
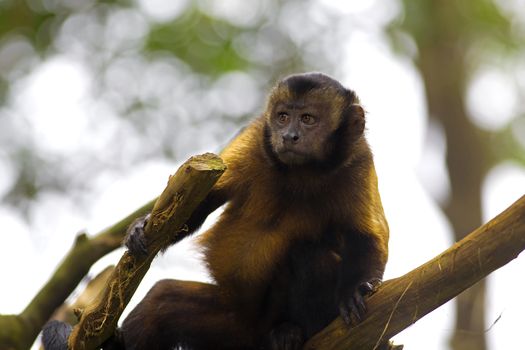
[43,72,389,350]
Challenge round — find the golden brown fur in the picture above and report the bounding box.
[201,116,388,295]
[117,72,389,350]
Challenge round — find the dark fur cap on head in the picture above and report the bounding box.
[274,72,358,104]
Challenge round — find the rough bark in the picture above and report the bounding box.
[0,153,225,350]
[0,201,154,350]
[68,153,226,350]
[51,267,116,327]
[305,194,525,350]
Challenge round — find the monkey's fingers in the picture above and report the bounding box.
[340,278,382,326]
[339,292,366,325]
[124,213,150,255]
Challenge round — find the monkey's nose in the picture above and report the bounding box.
[282,132,299,143]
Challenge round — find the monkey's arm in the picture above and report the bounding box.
[337,230,387,325]
[334,162,389,324]
[125,187,229,256]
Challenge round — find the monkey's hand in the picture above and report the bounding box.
[268,323,304,350]
[124,214,150,256]
[338,278,382,326]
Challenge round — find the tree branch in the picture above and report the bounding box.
[0,153,225,350]
[305,194,525,349]
[0,200,155,350]
[67,153,226,349]
[51,266,116,327]
[1,156,522,350]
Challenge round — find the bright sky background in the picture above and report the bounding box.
[0,1,524,349]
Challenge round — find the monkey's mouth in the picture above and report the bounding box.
[278,145,307,156]
[281,148,304,155]
[277,149,309,164]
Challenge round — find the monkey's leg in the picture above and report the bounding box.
[119,279,256,350]
[267,323,304,350]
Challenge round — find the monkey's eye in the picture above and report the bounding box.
[301,114,316,125]
[277,112,289,124]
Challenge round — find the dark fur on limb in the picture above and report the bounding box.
[305,194,525,349]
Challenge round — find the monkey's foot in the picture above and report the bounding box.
[268,323,304,350]
[338,278,382,326]
[124,214,150,256]
[42,320,72,350]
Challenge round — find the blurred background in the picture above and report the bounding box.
[0,0,524,349]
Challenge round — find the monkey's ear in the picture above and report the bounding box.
[348,104,365,135]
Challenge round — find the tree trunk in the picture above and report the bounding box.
[412,2,490,348]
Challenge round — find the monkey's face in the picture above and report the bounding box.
[267,97,338,166]
[264,73,365,169]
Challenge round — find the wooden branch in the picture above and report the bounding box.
[305,194,525,350]
[0,200,155,350]
[67,153,226,350]
[51,266,116,326]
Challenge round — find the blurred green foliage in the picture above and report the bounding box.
[1,0,523,221]
[0,1,53,51]
[395,0,518,49]
[146,8,250,76]
[388,0,525,166]
[0,0,337,215]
